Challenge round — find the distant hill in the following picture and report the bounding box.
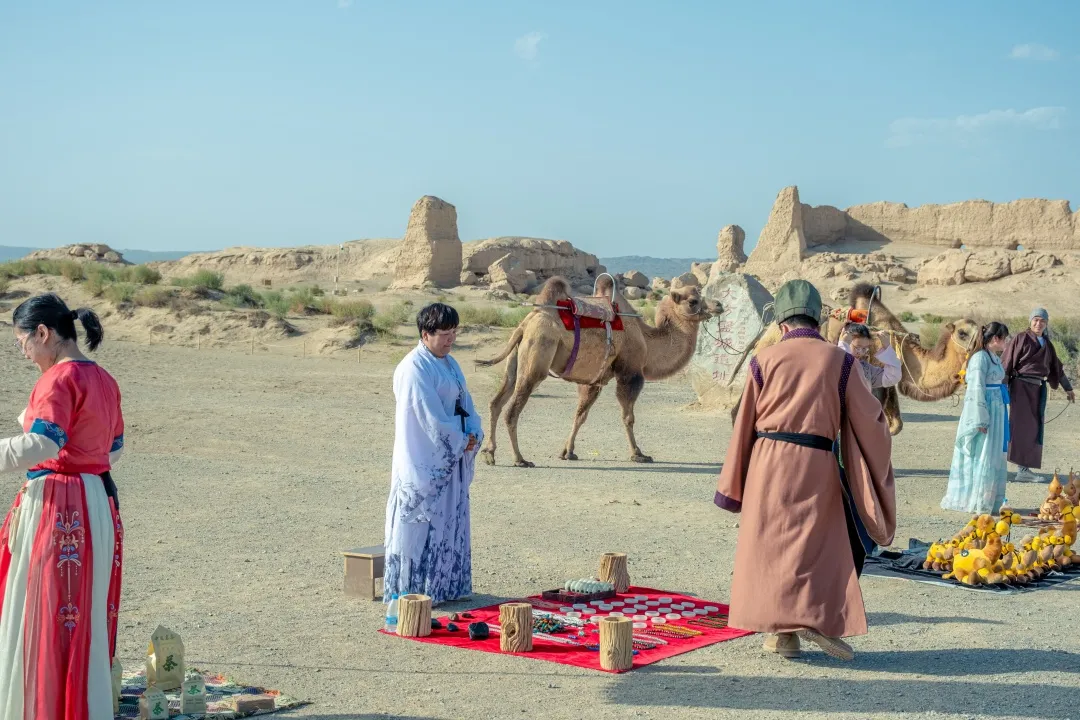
[0,246,192,264]
[600,256,713,280]
[0,246,37,263]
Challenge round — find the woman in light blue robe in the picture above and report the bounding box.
[941,322,1011,514]
[385,304,483,605]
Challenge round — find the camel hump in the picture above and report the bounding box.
[849,283,880,307]
[535,276,573,305]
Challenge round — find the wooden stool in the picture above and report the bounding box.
[342,545,385,600]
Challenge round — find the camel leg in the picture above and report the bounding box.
[616,374,652,463]
[504,340,558,468]
[560,384,603,461]
[481,350,518,466]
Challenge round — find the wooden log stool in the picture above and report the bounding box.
[499,602,534,652]
[397,594,433,637]
[599,552,631,593]
[599,616,633,671]
[341,545,385,600]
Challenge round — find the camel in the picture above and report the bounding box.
[732,283,978,435]
[475,276,722,467]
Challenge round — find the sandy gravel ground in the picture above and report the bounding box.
[0,332,1077,720]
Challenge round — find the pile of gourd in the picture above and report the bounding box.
[922,506,1076,586]
[562,578,614,594]
[1038,471,1080,522]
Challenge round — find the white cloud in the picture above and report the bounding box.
[886,106,1066,148]
[1009,43,1059,61]
[514,31,545,63]
[337,0,354,8]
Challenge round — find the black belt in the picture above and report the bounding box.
[100,471,120,510]
[755,431,833,451]
[755,430,872,577]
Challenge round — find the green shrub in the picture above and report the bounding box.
[330,299,375,322]
[59,261,85,282]
[921,313,945,324]
[174,270,224,291]
[455,304,532,328]
[115,265,162,285]
[458,305,501,327]
[132,286,174,308]
[260,291,290,319]
[899,311,918,323]
[372,302,412,336]
[222,284,262,309]
[0,276,8,296]
[84,274,108,298]
[496,307,531,327]
[103,282,136,305]
[83,264,116,285]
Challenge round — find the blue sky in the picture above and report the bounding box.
[1,1,1077,256]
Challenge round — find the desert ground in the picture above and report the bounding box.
[1,320,1076,720]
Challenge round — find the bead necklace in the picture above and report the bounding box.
[642,625,702,639]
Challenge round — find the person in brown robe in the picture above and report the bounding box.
[715,280,896,662]
[1002,308,1075,482]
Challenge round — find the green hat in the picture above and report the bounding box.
[773,279,822,324]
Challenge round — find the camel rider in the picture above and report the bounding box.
[839,323,901,393]
[715,279,896,662]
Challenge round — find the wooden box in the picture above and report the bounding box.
[541,587,617,604]
[342,545,385,600]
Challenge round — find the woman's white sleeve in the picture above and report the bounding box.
[0,433,61,473]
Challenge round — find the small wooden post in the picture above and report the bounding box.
[599,552,631,593]
[302,340,306,358]
[498,602,533,652]
[357,348,361,364]
[148,330,153,346]
[397,594,432,637]
[599,616,633,671]
[196,335,201,350]
[250,333,255,355]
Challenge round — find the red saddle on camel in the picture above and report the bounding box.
[555,297,625,332]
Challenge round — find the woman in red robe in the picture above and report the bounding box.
[1002,308,1075,482]
[0,294,124,720]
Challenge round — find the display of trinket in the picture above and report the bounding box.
[180,670,207,715]
[137,687,169,720]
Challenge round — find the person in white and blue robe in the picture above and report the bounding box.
[384,303,483,605]
[941,322,1011,514]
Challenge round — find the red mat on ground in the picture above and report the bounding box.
[380,586,753,673]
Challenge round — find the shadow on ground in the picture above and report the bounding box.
[867,611,1004,627]
[526,461,722,475]
[901,413,954,423]
[605,651,1078,717]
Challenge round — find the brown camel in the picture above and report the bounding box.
[476,276,721,467]
[733,283,977,434]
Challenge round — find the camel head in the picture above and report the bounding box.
[949,319,980,357]
[898,317,981,401]
[663,286,722,324]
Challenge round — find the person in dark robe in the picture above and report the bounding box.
[716,280,895,662]
[1001,307,1075,482]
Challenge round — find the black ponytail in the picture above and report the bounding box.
[73,307,104,351]
[12,293,104,351]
